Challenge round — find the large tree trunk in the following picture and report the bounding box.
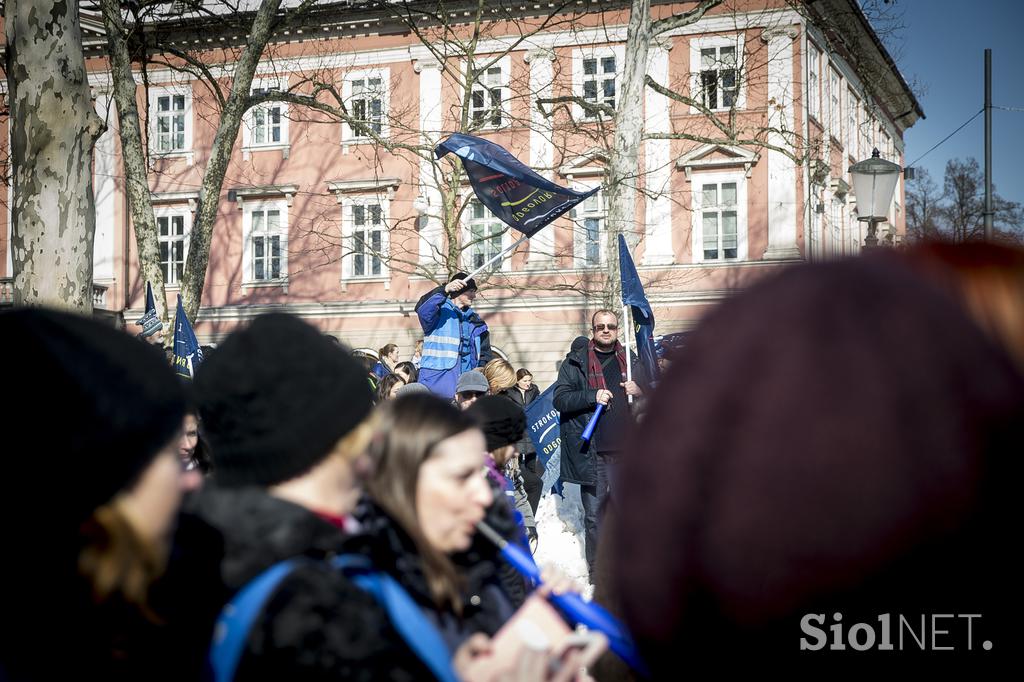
[180,0,283,323]
[6,0,105,311]
[604,0,653,309]
[99,0,169,324]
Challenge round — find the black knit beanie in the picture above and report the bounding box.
[0,307,186,526]
[194,313,373,487]
[466,395,526,452]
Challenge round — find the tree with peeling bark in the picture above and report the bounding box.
[97,0,318,327]
[5,0,106,311]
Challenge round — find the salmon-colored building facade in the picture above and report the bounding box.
[1,0,921,386]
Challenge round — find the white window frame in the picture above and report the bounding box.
[691,171,747,263]
[847,89,859,158]
[829,68,841,141]
[690,35,746,113]
[572,185,606,268]
[148,84,193,161]
[341,194,391,280]
[341,68,389,143]
[807,43,821,121]
[572,46,624,120]
[860,105,873,161]
[242,200,289,284]
[461,194,512,273]
[469,56,510,130]
[154,206,191,288]
[243,75,289,151]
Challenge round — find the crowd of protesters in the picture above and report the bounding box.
[2,244,1022,679]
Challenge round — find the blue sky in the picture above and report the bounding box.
[895,0,1024,206]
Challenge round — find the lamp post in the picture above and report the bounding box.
[848,148,902,248]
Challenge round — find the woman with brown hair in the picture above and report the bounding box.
[0,308,191,680]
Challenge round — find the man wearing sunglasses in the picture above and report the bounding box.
[553,309,647,585]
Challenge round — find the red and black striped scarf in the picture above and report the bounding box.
[587,339,628,390]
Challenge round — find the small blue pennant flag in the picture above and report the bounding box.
[618,234,659,383]
[435,133,598,237]
[136,282,163,339]
[172,295,204,379]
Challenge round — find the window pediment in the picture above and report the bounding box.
[676,144,758,181]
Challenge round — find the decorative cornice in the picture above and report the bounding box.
[327,177,402,201]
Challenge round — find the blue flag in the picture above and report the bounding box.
[435,133,598,237]
[136,281,163,339]
[524,385,564,497]
[172,295,204,379]
[618,234,659,384]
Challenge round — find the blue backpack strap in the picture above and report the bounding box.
[208,559,299,682]
[331,554,460,682]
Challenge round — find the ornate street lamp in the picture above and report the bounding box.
[849,148,902,248]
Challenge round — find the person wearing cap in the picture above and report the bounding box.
[165,313,440,680]
[415,272,493,400]
[0,308,191,680]
[454,369,490,410]
[466,396,537,559]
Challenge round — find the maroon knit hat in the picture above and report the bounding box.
[614,253,1024,670]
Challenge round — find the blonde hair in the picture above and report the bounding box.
[482,358,516,394]
[78,504,166,620]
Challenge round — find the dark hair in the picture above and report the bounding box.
[366,395,481,613]
[378,343,398,359]
[376,372,406,403]
[591,309,618,328]
[448,272,478,293]
[394,361,418,383]
[516,368,532,380]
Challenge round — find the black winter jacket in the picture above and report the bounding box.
[552,345,647,485]
[166,485,435,681]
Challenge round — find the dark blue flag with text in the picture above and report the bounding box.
[173,295,204,379]
[618,234,659,383]
[435,133,598,237]
[136,282,163,339]
[525,384,564,496]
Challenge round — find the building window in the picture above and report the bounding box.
[352,203,384,277]
[693,174,746,263]
[157,212,189,285]
[149,86,192,154]
[574,189,604,267]
[847,90,858,158]
[582,55,616,116]
[245,79,288,148]
[808,44,821,121]
[860,105,872,160]
[829,69,841,141]
[466,200,505,271]
[471,65,504,128]
[690,36,745,112]
[343,71,388,141]
[701,182,738,259]
[699,45,739,110]
[244,202,288,282]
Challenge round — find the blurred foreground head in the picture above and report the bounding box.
[614,253,1024,670]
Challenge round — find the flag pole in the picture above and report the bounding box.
[463,234,530,282]
[622,304,634,405]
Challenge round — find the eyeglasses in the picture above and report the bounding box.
[593,324,618,332]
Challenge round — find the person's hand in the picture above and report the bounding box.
[620,380,643,398]
[595,389,613,406]
[537,565,581,597]
[453,633,494,678]
[445,279,467,295]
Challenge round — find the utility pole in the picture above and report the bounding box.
[984,49,993,241]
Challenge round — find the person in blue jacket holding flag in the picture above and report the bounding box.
[415,273,493,400]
